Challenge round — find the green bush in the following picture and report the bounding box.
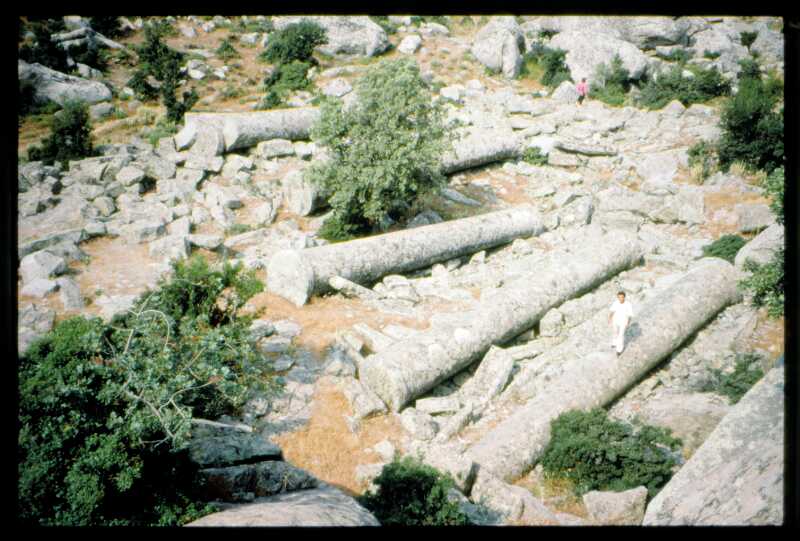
[540,408,682,498]
[762,166,784,225]
[702,234,746,263]
[687,140,718,180]
[143,117,179,146]
[590,55,634,106]
[740,247,784,318]
[70,38,109,72]
[19,19,70,73]
[659,48,691,64]
[703,50,721,60]
[517,43,571,88]
[522,147,548,165]
[18,256,278,525]
[358,457,470,526]
[28,100,94,166]
[259,20,327,65]
[161,64,199,123]
[703,353,765,404]
[307,58,450,241]
[717,72,783,174]
[258,60,313,109]
[137,21,184,81]
[740,30,759,49]
[370,16,398,35]
[127,70,160,102]
[215,38,239,60]
[638,64,731,109]
[89,16,124,38]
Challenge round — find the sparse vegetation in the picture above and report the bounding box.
[637,64,731,109]
[702,234,746,263]
[540,408,682,499]
[518,42,571,88]
[18,256,278,525]
[687,140,718,181]
[27,99,94,166]
[703,50,721,60]
[522,147,548,166]
[702,353,765,403]
[358,457,470,526]
[370,16,398,35]
[659,48,691,64]
[590,55,635,106]
[740,247,784,318]
[215,38,240,60]
[307,58,450,241]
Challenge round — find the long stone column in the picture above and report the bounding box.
[359,229,644,412]
[642,367,783,525]
[267,205,545,307]
[179,108,321,152]
[464,257,742,482]
[440,127,522,174]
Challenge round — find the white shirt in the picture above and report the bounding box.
[610,299,633,324]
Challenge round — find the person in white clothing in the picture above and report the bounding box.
[609,291,633,355]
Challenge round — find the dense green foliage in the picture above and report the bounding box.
[260,20,327,65]
[90,16,124,38]
[740,30,759,49]
[259,60,313,109]
[762,166,784,225]
[702,234,746,263]
[522,147,548,165]
[717,62,783,174]
[308,58,450,241]
[358,457,470,526]
[19,18,70,73]
[590,55,634,106]
[638,64,731,109]
[740,247,784,318]
[27,100,94,165]
[519,42,572,88]
[687,140,718,180]
[215,38,239,60]
[703,353,765,404]
[18,256,278,525]
[540,409,682,498]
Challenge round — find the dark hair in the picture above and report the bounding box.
[617,291,625,297]
[582,78,586,82]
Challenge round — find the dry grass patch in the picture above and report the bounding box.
[742,310,785,360]
[515,472,589,520]
[274,377,407,495]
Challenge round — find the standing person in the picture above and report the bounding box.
[576,77,589,106]
[609,291,633,355]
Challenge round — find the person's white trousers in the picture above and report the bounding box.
[612,318,629,353]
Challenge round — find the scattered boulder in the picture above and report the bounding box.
[398,34,422,54]
[583,486,648,525]
[549,30,650,83]
[19,60,112,106]
[735,223,784,269]
[471,16,525,79]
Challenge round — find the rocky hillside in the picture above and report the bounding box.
[17,15,785,526]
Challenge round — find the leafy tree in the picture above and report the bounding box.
[18,256,278,525]
[215,38,239,60]
[540,408,682,498]
[702,234,746,263]
[27,99,94,165]
[740,30,759,49]
[307,58,451,240]
[358,457,470,525]
[259,20,327,65]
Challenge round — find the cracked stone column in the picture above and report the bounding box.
[267,205,545,307]
[440,127,522,174]
[359,229,644,412]
[642,367,784,525]
[464,257,742,482]
[179,108,320,152]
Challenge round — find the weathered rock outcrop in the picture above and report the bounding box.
[267,205,544,306]
[19,60,112,106]
[464,257,741,482]
[272,16,390,57]
[360,229,643,411]
[735,223,784,269]
[642,367,784,525]
[471,16,525,79]
[186,483,380,526]
[549,30,651,83]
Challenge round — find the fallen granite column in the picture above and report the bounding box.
[440,127,522,174]
[642,367,784,525]
[178,108,321,152]
[267,205,545,306]
[359,229,644,411]
[464,257,742,482]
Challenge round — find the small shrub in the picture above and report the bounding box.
[518,43,571,88]
[215,38,239,60]
[638,64,730,109]
[540,408,682,498]
[737,56,762,81]
[28,100,94,166]
[522,147,548,166]
[703,50,721,60]
[762,166,784,225]
[740,30,759,49]
[660,48,691,64]
[220,84,243,99]
[703,353,765,403]
[538,29,558,40]
[307,58,450,239]
[358,457,470,526]
[127,70,160,102]
[702,234,746,263]
[143,117,179,146]
[740,247,784,318]
[259,20,327,65]
[259,60,313,109]
[591,55,634,106]
[370,16,398,35]
[687,140,718,180]
[225,223,253,236]
[717,73,783,174]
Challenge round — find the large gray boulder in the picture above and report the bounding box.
[19,60,112,106]
[549,30,650,83]
[19,250,67,285]
[534,16,691,49]
[583,486,648,525]
[272,16,389,57]
[471,16,525,79]
[643,367,783,525]
[735,223,784,269]
[185,483,380,526]
[199,461,317,502]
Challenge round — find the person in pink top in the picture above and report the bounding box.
[576,78,589,105]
